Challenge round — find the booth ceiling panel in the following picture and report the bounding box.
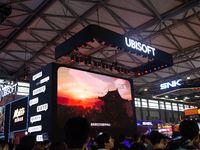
[8,15,29,26]
[64,0,95,16]
[171,65,191,73]
[44,1,72,16]
[108,0,152,14]
[175,36,199,49]
[46,17,75,29]
[21,0,45,10]
[29,18,53,30]
[170,25,199,40]
[109,7,153,28]
[150,0,182,14]
[0,30,14,38]
[190,60,200,67]
[32,31,59,41]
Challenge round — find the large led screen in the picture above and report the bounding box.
[57,67,136,137]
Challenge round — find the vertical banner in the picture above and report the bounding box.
[28,63,54,141]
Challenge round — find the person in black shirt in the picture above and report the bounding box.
[112,134,130,150]
[150,132,164,150]
[130,134,146,150]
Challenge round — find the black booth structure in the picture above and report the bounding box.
[28,63,137,141]
[55,25,173,77]
[28,24,173,141]
[3,96,29,142]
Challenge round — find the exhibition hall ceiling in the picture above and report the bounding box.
[0,0,200,102]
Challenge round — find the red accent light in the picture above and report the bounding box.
[87,42,90,44]
[198,88,200,91]
[24,75,27,80]
[154,68,157,70]
[138,73,141,76]
[98,66,101,68]
[71,60,74,62]
[79,46,82,48]
[161,65,164,67]
[106,68,109,70]
[145,71,148,73]
[128,73,130,75]
[88,64,91,66]
[80,62,84,64]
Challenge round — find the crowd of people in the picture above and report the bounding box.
[0,117,199,150]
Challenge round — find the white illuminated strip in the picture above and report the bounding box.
[159,129,169,132]
[30,115,42,124]
[125,37,156,56]
[90,123,111,126]
[33,85,46,96]
[28,125,42,133]
[29,97,39,107]
[40,76,50,84]
[37,103,48,112]
[17,92,28,96]
[36,135,43,142]
[142,122,153,126]
[32,71,42,81]
[160,79,182,90]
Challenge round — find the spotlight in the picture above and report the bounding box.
[94,61,97,68]
[106,64,109,70]
[124,69,127,75]
[115,66,118,72]
[85,59,88,66]
[88,60,92,66]
[83,43,87,47]
[117,67,120,73]
[80,57,84,64]
[75,57,79,64]
[102,63,105,70]
[104,42,109,46]
[71,56,74,62]
[98,40,103,44]
[98,63,101,68]
[110,66,113,71]
[91,39,94,43]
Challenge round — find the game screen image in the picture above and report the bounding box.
[57,67,135,136]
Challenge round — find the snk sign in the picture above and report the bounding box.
[160,79,182,90]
